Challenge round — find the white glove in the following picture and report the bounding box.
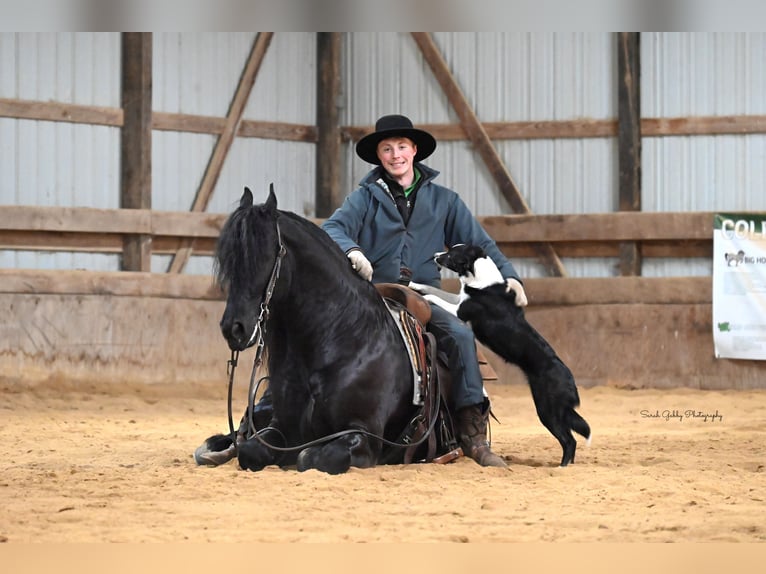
[505,278,528,307]
[348,250,373,281]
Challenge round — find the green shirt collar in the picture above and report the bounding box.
[404,167,421,198]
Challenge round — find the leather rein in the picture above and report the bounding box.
[226,219,286,448]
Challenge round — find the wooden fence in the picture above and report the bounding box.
[3,207,765,391]
[0,206,714,304]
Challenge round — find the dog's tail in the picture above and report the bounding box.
[568,410,591,446]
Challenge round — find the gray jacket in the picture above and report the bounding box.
[322,163,521,287]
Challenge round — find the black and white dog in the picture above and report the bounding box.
[411,244,591,466]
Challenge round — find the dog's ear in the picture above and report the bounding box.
[467,245,487,260]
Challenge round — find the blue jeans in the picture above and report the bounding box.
[427,303,485,411]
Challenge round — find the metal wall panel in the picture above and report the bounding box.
[152,32,316,218]
[642,32,766,277]
[642,32,766,215]
[0,32,121,271]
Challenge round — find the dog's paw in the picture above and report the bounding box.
[423,293,459,316]
[506,278,528,307]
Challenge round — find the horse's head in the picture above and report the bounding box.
[216,185,283,351]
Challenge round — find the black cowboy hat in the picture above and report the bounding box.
[355,114,437,165]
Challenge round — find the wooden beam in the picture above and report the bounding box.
[0,98,123,126]
[0,269,710,306]
[0,234,714,261]
[494,240,712,260]
[617,32,642,277]
[153,112,317,141]
[4,96,766,142]
[120,32,153,272]
[617,33,641,207]
[642,115,766,136]
[530,276,712,306]
[345,116,766,142]
[0,205,149,234]
[410,32,567,278]
[0,205,726,263]
[342,119,619,143]
[0,205,723,263]
[480,212,715,242]
[0,232,218,256]
[0,269,222,301]
[0,205,721,242]
[442,276,712,306]
[4,97,766,141]
[315,32,342,217]
[167,32,274,274]
[0,205,225,236]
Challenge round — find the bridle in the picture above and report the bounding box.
[223,218,441,459]
[226,218,286,448]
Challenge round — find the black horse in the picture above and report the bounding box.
[195,186,452,474]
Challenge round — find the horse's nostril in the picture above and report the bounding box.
[231,321,246,341]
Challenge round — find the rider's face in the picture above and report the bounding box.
[376,137,418,185]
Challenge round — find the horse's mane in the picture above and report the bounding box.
[278,210,349,265]
[214,201,263,288]
[214,199,349,289]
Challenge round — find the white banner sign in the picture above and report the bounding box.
[713,213,766,360]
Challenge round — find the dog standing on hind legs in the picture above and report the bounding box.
[411,244,591,467]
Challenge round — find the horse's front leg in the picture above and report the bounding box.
[295,432,378,474]
[237,425,289,471]
[194,398,273,467]
[194,433,238,466]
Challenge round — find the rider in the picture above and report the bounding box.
[321,114,528,468]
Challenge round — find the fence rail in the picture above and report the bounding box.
[0,268,711,306]
[0,206,724,305]
[0,206,718,257]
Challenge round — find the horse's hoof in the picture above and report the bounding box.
[194,442,236,466]
[295,447,317,472]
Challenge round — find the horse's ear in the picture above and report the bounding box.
[265,183,278,212]
[241,187,254,208]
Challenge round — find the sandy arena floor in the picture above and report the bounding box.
[0,378,764,543]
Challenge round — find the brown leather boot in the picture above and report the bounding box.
[456,403,508,468]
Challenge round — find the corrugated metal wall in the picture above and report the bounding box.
[642,32,766,278]
[0,32,121,271]
[2,32,765,278]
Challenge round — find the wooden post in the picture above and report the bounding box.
[617,32,642,276]
[315,32,342,217]
[411,32,567,277]
[120,32,153,272]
